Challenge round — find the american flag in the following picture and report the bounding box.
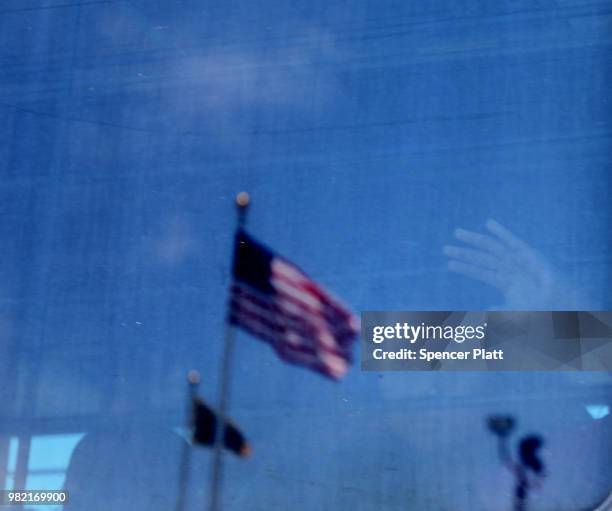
[228,229,359,380]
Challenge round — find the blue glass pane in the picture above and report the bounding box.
[0,1,610,510]
[28,435,84,471]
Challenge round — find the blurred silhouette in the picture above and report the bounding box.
[519,436,545,476]
[487,415,546,511]
[444,219,587,309]
[487,415,516,436]
[63,425,191,511]
[487,415,516,460]
[512,435,545,511]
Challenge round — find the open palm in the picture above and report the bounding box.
[444,219,575,309]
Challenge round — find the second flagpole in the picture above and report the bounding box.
[208,191,250,511]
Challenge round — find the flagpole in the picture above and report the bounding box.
[208,192,250,511]
[175,369,201,511]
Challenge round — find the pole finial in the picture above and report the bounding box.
[236,191,250,209]
[187,369,201,385]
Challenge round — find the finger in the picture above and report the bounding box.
[485,219,547,274]
[447,261,505,291]
[485,219,531,254]
[453,228,506,258]
[443,245,500,270]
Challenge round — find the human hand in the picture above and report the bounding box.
[444,219,576,309]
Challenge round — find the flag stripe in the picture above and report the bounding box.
[230,312,346,379]
[272,259,355,324]
[272,258,352,316]
[269,276,349,327]
[231,311,321,360]
[230,293,352,359]
[231,282,357,344]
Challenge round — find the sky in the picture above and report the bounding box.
[0,1,611,510]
